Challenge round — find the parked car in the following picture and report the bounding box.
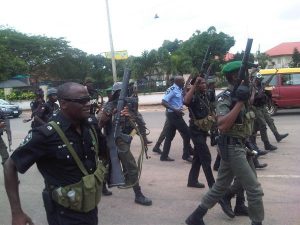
[260,68,300,115]
[0,99,22,118]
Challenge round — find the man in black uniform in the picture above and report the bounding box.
[0,109,9,165]
[4,82,107,225]
[184,76,215,188]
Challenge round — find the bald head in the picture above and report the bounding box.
[57,82,87,100]
[174,75,185,88]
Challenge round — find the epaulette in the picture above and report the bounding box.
[37,123,56,137]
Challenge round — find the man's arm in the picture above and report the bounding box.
[217,101,244,133]
[4,158,33,225]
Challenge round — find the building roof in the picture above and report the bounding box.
[0,79,29,88]
[265,42,300,57]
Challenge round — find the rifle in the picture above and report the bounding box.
[200,45,211,78]
[232,38,253,99]
[106,68,131,188]
[0,116,12,152]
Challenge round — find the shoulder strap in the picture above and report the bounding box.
[49,121,89,176]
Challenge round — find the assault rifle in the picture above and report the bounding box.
[231,38,254,101]
[200,45,211,78]
[106,68,131,188]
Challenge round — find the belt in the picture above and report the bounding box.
[227,137,244,145]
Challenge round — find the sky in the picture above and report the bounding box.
[1,0,300,57]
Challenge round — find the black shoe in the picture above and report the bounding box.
[275,133,289,142]
[256,149,269,156]
[102,187,113,196]
[264,144,277,151]
[182,156,193,163]
[152,147,162,154]
[135,194,152,206]
[187,182,205,188]
[234,204,248,216]
[219,198,235,218]
[160,156,175,161]
[185,206,207,225]
[255,162,268,169]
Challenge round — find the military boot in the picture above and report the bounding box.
[234,194,248,216]
[185,205,208,225]
[133,185,152,206]
[251,222,262,225]
[219,190,235,218]
[152,143,162,154]
[246,141,268,156]
[253,156,268,169]
[275,132,289,142]
[264,141,277,151]
[102,182,112,196]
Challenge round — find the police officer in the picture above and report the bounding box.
[23,88,46,128]
[185,61,264,225]
[99,82,152,206]
[4,82,107,225]
[0,109,9,165]
[184,76,215,188]
[160,76,192,162]
[84,78,102,115]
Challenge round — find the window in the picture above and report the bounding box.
[263,74,277,86]
[281,74,300,86]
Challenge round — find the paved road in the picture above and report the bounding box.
[0,108,300,225]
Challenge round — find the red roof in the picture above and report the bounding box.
[265,42,300,56]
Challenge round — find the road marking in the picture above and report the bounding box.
[258,175,300,178]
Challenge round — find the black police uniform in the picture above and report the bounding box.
[187,92,215,188]
[10,112,105,225]
[30,99,47,128]
[0,110,9,164]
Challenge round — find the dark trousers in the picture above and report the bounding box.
[42,189,98,225]
[161,112,190,159]
[188,126,215,188]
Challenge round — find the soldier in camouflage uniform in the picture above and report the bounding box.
[186,61,264,225]
[99,82,152,206]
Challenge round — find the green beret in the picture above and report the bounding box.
[221,61,242,74]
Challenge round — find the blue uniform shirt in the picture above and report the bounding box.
[163,83,184,112]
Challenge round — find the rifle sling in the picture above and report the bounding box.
[49,121,98,176]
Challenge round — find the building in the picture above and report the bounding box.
[265,42,300,68]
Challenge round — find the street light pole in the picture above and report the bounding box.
[105,0,117,83]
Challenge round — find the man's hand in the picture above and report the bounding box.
[174,108,184,116]
[0,121,6,129]
[121,106,130,117]
[12,211,34,225]
[236,82,250,102]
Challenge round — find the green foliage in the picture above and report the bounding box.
[4,90,35,101]
[290,48,300,67]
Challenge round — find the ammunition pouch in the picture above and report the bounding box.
[193,115,215,132]
[224,110,255,138]
[52,163,107,212]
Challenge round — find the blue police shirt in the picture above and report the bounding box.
[163,83,184,112]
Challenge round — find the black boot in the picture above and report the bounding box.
[251,222,262,225]
[133,185,152,206]
[219,190,235,218]
[253,157,268,169]
[152,143,162,154]
[275,132,289,142]
[102,182,112,196]
[234,194,248,216]
[264,142,277,151]
[246,141,268,156]
[185,205,207,225]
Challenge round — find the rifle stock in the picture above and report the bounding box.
[107,68,132,188]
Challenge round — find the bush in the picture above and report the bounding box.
[2,89,35,101]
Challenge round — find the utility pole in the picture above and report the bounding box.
[105,0,117,83]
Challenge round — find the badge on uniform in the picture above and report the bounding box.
[19,132,33,147]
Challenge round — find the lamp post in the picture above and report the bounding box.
[105,0,117,83]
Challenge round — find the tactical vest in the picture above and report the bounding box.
[49,121,107,213]
[223,106,255,139]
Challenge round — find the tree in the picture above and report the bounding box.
[290,48,300,67]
